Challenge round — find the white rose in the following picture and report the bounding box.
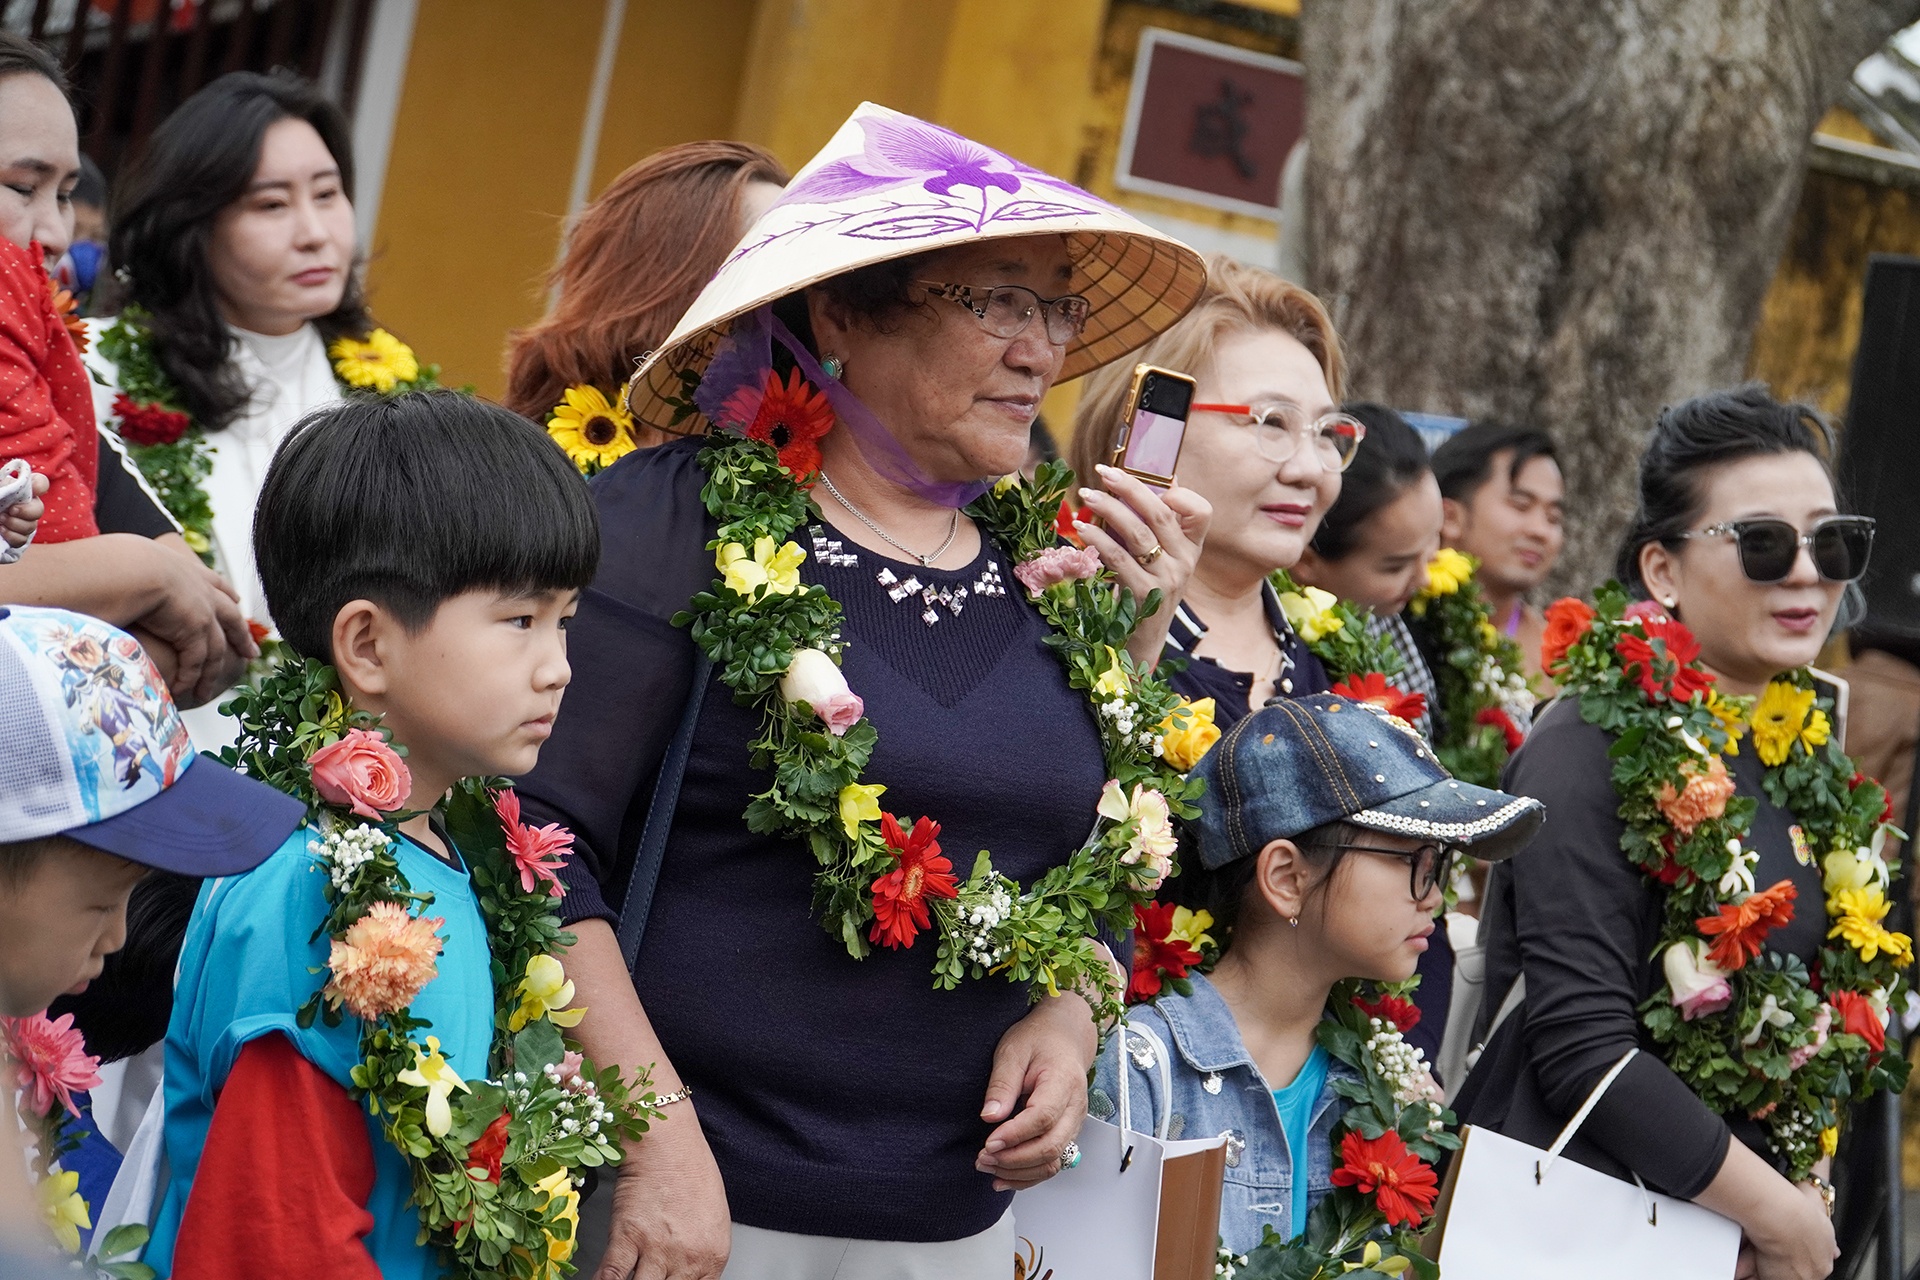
[1663,940,1733,1021]
[781,648,851,707]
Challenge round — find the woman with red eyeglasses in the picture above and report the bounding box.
[1069,254,1362,725]
[1458,385,1882,1280]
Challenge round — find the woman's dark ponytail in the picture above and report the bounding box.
[1613,384,1836,596]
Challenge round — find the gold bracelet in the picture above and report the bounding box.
[652,1084,694,1107]
[1807,1174,1836,1218]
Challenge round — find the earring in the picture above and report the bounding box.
[1663,597,1678,610]
[1287,916,1298,929]
[821,353,844,380]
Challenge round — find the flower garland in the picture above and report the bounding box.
[1269,569,1427,726]
[1545,583,1910,1179]
[545,384,640,476]
[1407,547,1536,787]
[218,656,656,1278]
[0,1013,155,1277]
[1231,981,1456,1279]
[96,305,439,564]
[677,400,1205,1024]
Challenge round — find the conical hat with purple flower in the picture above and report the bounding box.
[624,102,1207,434]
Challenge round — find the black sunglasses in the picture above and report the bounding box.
[1313,840,1455,901]
[1678,515,1875,584]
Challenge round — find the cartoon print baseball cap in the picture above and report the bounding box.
[0,606,303,874]
[1190,695,1545,871]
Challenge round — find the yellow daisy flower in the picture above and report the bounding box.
[1750,681,1814,766]
[1800,707,1832,755]
[1828,886,1915,963]
[1423,547,1476,598]
[329,328,420,393]
[547,384,637,474]
[1706,691,1746,756]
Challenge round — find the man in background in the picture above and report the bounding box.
[1432,422,1565,683]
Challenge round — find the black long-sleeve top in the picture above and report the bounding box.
[514,438,1111,1242]
[1456,697,1826,1197]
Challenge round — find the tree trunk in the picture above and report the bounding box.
[1302,0,1920,595]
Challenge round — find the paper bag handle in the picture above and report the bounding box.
[1537,1048,1637,1180]
[1116,1019,1175,1150]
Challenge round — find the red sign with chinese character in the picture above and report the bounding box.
[1118,29,1304,218]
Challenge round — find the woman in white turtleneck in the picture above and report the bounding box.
[86,70,383,749]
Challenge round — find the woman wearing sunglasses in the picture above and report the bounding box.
[1070,254,1361,723]
[1459,385,1873,1280]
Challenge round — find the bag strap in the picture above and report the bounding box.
[1537,1049,1638,1179]
[1116,1019,1174,1145]
[615,653,711,973]
[1462,973,1527,1078]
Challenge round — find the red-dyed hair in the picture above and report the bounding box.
[504,141,788,423]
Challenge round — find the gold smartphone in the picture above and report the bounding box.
[1110,363,1197,492]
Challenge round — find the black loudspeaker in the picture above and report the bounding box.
[1839,254,1920,638]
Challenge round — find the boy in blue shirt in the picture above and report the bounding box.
[144,391,599,1278]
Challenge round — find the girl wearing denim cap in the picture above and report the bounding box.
[1092,695,1541,1254]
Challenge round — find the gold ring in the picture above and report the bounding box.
[1136,544,1165,567]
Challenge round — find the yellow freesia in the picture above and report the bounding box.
[396,1035,471,1137]
[1159,697,1221,771]
[1169,906,1216,951]
[1477,617,1501,649]
[1092,646,1131,698]
[1423,547,1476,598]
[1751,681,1815,766]
[182,527,211,556]
[1828,887,1914,964]
[37,1169,87,1253]
[1342,1240,1411,1275]
[717,536,806,600]
[992,473,1018,496]
[509,954,587,1032]
[1821,1126,1840,1159]
[534,1169,582,1275]
[1824,847,1888,903]
[1277,585,1343,642]
[839,782,886,841]
[329,327,419,393]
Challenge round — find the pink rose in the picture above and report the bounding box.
[309,728,412,820]
[1663,940,1732,1020]
[815,692,864,735]
[780,649,864,737]
[1013,545,1103,598]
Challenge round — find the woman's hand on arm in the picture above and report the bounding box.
[1693,1139,1835,1280]
[976,990,1099,1191]
[564,919,731,1280]
[1071,466,1210,670]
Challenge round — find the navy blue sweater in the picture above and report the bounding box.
[515,439,1108,1241]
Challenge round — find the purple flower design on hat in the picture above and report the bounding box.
[783,114,1032,205]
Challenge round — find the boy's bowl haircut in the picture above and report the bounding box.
[253,389,602,663]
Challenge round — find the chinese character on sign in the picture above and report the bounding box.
[1116,28,1304,218]
[1190,79,1257,179]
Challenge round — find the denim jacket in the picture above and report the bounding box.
[1089,973,1354,1256]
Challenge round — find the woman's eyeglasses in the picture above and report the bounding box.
[916,281,1091,346]
[1190,402,1366,471]
[1678,515,1875,583]
[1314,840,1455,901]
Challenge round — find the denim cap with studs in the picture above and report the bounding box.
[1190,695,1545,871]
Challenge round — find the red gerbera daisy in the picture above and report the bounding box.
[1615,617,1714,704]
[493,787,571,898]
[1353,992,1422,1033]
[869,813,959,949]
[1696,879,1797,971]
[1474,705,1524,752]
[1331,672,1428,725]
[1129,901,1204,1003]
[1329,1130,1439,1228]
[742,368,834,480]
[1055,498,1094,547]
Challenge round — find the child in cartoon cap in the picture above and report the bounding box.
[0,604,303,1017]
[1092,695,1544,1258]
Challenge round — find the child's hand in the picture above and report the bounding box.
[1,468,47,554]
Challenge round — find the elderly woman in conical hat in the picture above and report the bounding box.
[515,104,1209,1279]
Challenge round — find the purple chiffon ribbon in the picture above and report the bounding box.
[692,304,989,510]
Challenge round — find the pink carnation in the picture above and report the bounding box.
[1013,545,1103,598]
[2,1011,101,1119]
[494,788,571,898]
[309,729,411,820]
[323,901,444,1020]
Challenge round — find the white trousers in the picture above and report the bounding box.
[720,1211,1015,1280]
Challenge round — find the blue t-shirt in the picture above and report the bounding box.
[145,825,493,1278]
[1271,1044,1331,1239]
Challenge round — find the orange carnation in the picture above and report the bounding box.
[1696,879,1796,971]
[323,901,444,1020]
[1540,597,1595,675]
[1656,756,1736,835]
